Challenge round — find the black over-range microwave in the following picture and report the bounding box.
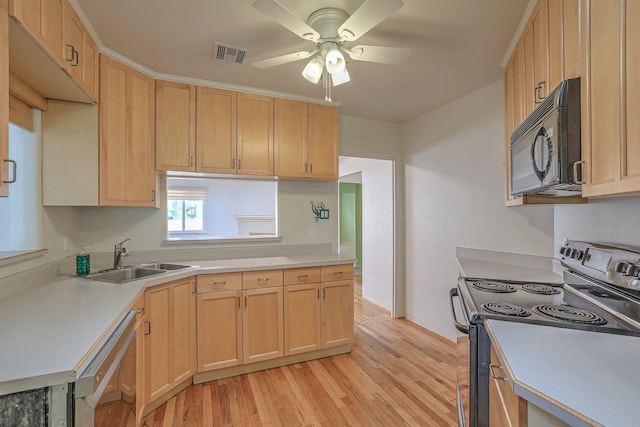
[510,78,582,197]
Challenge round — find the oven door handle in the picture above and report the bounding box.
[449,288,469,334]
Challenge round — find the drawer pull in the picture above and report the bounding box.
[489,364,506,381]
[333,271,344,277]
[135,307,144,315]
[213,281,227,285]
[298,275,308,281]
[257,277,269,282]
[144,321,151,336]
[237,296,240,309]
[244,296,248,308]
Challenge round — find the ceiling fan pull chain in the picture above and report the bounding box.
[324,67,332,102]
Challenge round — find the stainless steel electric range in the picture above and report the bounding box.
[449,240,640,427]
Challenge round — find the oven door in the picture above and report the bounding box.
[75,311,136,426]
[450,288,470,427]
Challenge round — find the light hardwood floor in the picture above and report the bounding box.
[142,277,458,426]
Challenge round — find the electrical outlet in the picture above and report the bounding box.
[309,228,317,240]
[63,236,70,252]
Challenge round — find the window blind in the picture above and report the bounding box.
[167,187,209,201]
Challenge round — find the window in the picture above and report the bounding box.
[167,187,207,234]
[166,177,278,240]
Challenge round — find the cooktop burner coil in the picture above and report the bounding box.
[471,281,517,293]
[533,304,607,325]
[481,302,531,317]
[521,284,561,295]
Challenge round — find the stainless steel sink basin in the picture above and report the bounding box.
[137,263,190,270]
[86,267,167,284]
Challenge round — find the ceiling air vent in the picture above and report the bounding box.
[214,42,249,64]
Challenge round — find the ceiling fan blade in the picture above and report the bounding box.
[338,0,404,42]
[252,50,317,69]
[345,45,411,64]
[253,0,320,41]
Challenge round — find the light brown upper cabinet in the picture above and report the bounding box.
[99,55,156,207]
[581,0,640,197]
[523,0,549,115]
[196,86,237,173]
[8,0,97,103]
[274,99,339,179]
[155,80,196,171]
[236,92,274,176]
[62,0,98,101]
[1,0,9,198]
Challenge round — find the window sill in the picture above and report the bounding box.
[163,235,282,245]
[0,249,48,268]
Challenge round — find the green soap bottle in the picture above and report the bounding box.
[76,247,91,277]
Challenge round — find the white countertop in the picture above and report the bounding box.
[486,320,640,427]
[0,254,353,396]
[456,246,564,283]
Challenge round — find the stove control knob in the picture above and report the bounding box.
[626,264,639,277]
[616,262,630,274]
[559,247,568,256]
[570,249,583,260]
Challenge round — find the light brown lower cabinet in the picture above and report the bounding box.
[142,277,195,410]
[243,286,284,363]
[284,282,322,355]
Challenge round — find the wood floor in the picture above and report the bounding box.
[142,277,458,426]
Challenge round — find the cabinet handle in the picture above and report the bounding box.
[257,277,269,282]
[144,321,151,336]
[244,296,248,308]
[298,275,308,281]
[309,163,312,174]
[3,160,16,184]
[151,190,156,201]
[232,158,236,169]
[192,281,197,293]
[572,160,585,184]
[322,288,326,299]
[305,163,308,174]
[535,81,546,104]
[65,44,74,62]
[333,271,344,278]
[237,296,241,309]
[189,155,194,167]
[71,49,79,67]
[317,288,320,299]
[213,281,226,285]
[238,159,242,170]
[489,364,506,381]
[135,307,145,315]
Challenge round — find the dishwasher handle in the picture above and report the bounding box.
[449,288,469,334]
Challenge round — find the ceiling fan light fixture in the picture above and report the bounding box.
[325,46,346,74]
[302,56,324,84]
[331,67,351,86]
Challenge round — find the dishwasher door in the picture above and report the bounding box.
[75,311,136,426]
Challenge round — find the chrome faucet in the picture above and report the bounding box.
[113,238,131,269]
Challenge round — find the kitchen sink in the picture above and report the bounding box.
[137,263,190,270]
[86,267,167,284]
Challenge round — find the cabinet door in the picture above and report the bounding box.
[563,0,581,79]
[197,290,242,371]
[243,287,284,363]
[582,0,621,190]
[624,0,640,189]
[308,103,338,179]
[488,344,527,427]
[547,0,563,91]
[274,98,308,177]
[196,86,237,173]
[0,0,8,198]
[156,80,196,171]
[321,280,354,348]
[62,3,98,101]
[531,0,549,101]
[9,0,63,63]
[284,283,321,355]
[99,56,155,206]
[143,278,195,406]
[237,92,273,175]
[512,39,526,128]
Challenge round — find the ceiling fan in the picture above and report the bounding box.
[252,0,411,100]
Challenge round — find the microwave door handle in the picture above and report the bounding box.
[449,288,469,334]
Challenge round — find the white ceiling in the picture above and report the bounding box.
[74,0,529,123]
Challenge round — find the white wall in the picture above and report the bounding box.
[0,111,79,279]
[555,197,640,252]
[340,157,394,311]
[339,115,406,316]
[402,80,555,341]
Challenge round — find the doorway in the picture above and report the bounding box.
[339,156,394,314]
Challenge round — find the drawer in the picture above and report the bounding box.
[243,269,283,289]
[197,272,242,293]
[321,264,354,282]
[284,267,321,286]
